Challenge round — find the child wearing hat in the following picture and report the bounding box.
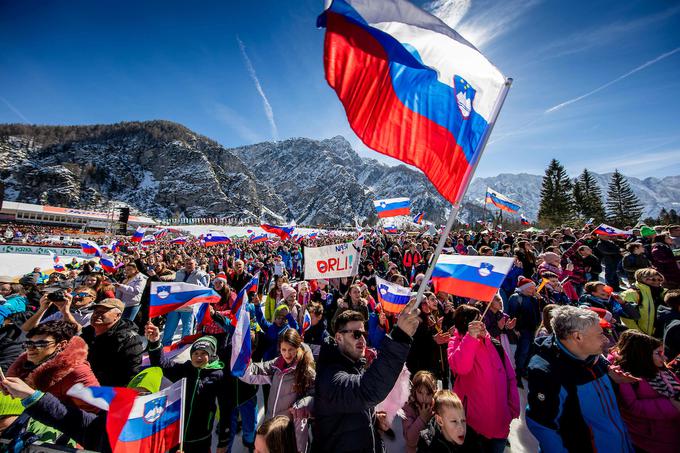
[144,323,230,453]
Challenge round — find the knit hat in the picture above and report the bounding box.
[274,304,290,318]
[0,393,24,416]
[281,284,296,300]
[640,226,656,238]
[517,276,535,291]
[127,366,163,393]
[190,335,218,359]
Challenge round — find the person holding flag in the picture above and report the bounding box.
[144,323,230,453]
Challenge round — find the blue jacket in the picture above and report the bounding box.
[0,294,27,324]
[507,291,541,332]
[526,335,633,453]
[254,305,299,360]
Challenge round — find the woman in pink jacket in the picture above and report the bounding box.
[448,305,519,453]
[611,330,680,453]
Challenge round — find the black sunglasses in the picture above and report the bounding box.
[339,329,368,340]
[23,340,56,350]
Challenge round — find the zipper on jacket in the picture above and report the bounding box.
[272,372,285,416]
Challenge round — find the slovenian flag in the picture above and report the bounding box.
[149,282,221,318]
[413,212,424,224]
[585,218,594,226]
[249,233,268,244]
[67,380,185,453]
[307,232,318,240]
[230,292,252,377]
[319,0,507,205]
[153,228,168,239]
[130,227,146,243]
[141,235,156,246]
[108,240,121,253]
[520,214,530,226]
[99,253,118,274]
[203,234,231,246]
[49,251,65,271]
[261,223,295,240]
[384,225,398,234]
[301,309,312,336]
[375,276,411,314]
[593,224,633,237]
[141,334,201,367]
[169,237,187,245]
[432,255,514,302]
[485,188,521,214]
[373,198,411,218]
[80,240,103,257]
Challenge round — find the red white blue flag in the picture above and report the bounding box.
[432,255,514,302]
[520,214,530,226]
[413,212,424,224]
[80,240,103,257]
[67,380,185,453]
[485,188,521,214]
[301,309,312,335]
[149,282,220,318]
[373,197,411,218]
[130,227,146,243]
[593,224,633,237]
[261,223,295,240]
[319,0,506,204]
[203,234,231,246]
[249,233,268,244]
[99,253,119,274]
[375,276,411,314]
[49,251,65,271]
[230,294,252,377]
[153,228,168,239]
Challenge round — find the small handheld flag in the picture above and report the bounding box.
[260,223,295,240]
[520,214,530,226]
[301,310,312,335]
[413,212,424,224]
[99,253,119,274]
[485,188,521,214]
[170,237,187,245]
[593,224,633,237]
[375,276,411,314]
[49,251,65,271]
[80,240,103,257]
[130,227,146,243]
[149,282,221,318]
[373,198,411,218]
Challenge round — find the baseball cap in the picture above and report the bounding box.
[93,298,125,312]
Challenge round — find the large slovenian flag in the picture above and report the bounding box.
[593,224,633,237]
[373,197,411,218]
[49,251,65,271]
[80,240,103,257]
[485,188,521,214]
[261,223,295,240]
[432,255,514,302]
[149,282,221,318]
[249,233,268,244]
[130,227,146,243]
[203,234,231,246]
[319,0,507,204]
[67,380,185,453]
[375,276,411,314]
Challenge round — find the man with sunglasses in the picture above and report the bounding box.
[312,297,420,453]
[21,287,97,333]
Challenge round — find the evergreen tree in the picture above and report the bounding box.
[606,170,643,227]
[538,159,574,226]
[572,169,606,221]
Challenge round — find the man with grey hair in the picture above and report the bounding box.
[526,305,634,453]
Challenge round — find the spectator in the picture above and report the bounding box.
[595,234,623,291]
[656,290,680,361]
[255,415,298,453]
[621,268,666,336]
[312,301,420,453]
[650,233,680,289]
[0,314,25,373]
[621,242,651,284]
[303,302,329,359]
[80,298,143,386]
[507,277,541,387]
[416,390,475,452]
[7,321,99,410]
[113,263,147,321]
[402,370,436,453]
[228,259,253,293]
[448,305,519,452]
[611,330,680,453]
[526,305,634,452]
[162,258,208,345]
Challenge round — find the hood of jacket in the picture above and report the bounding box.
[533,334,600,368]
[317,336,367,373]
[8,336,90,390]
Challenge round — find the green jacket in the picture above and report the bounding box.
[621,283,665,336]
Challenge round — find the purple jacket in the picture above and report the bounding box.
[618,377,680,453]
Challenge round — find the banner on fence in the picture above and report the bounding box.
[304,240,363,280]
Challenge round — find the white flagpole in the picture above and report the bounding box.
[413,78,513,307]
[178,377,187,452]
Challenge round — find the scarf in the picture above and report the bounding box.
[647,369,680,400]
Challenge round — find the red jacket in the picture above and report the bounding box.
[8,336,100,411]
[402,250,422,270]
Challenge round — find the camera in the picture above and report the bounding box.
[47,290,67,302]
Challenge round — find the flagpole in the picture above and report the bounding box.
[414,78,513,306]
[179,377,186,452]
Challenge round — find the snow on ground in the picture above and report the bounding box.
[0,253,91,278]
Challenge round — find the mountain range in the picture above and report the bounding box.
[1,121,678,226]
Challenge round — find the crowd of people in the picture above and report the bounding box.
[0,221,679,453]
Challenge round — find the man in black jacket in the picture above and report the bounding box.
[80,298,143,387]
[312,297,420,453]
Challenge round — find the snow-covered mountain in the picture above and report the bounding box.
[1,121,678,226]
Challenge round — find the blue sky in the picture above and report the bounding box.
[1,0,679,179]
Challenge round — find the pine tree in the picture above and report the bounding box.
[572,169,606,222]
[606,170,643,227]
[538,159,574,226]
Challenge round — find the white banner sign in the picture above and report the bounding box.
[0,244,88,257]
[304,240,362,280]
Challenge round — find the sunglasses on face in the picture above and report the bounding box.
[339,329,368,340]
[23,340,55,350]
[73,292,93,298]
